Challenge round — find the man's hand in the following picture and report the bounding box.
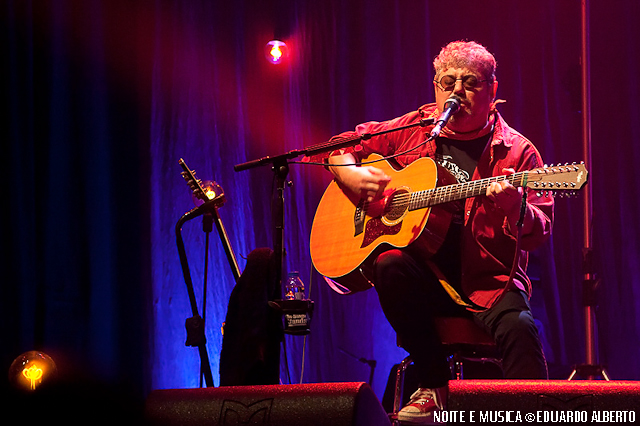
[328,153,391,202]
[486,168,525,230]
[341,166,391,202]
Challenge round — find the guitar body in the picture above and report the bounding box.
[310,154,455,292]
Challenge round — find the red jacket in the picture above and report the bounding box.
[331,103,554,309]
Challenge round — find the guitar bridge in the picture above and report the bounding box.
[353,199,365,237]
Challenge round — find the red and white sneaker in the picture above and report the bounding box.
[397,386,447,425]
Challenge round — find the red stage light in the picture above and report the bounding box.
[265,40,288,65]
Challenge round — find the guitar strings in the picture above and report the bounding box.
[375,172,526,211]
[361,164,578,214]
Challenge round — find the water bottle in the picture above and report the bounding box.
[285,271,305,300]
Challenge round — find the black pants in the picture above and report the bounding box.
[373,248,548,389]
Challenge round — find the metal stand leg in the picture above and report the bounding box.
[451,356,463,380]
[391,356,412,425]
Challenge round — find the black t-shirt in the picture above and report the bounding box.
[430,133,492,284]
[436,135,489,191]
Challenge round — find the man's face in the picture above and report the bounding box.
[433,67,498,133]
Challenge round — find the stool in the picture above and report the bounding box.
[435,317,501,380]
[390,317,502,424]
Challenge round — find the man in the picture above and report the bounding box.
[327,41,552,424]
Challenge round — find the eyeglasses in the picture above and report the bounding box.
[434,75,488,91]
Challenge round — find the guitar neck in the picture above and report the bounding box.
[409,172,527,210]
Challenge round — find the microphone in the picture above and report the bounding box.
[430,95,462,138]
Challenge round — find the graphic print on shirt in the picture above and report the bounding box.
[435,154,470,184]
[434,154,468,225]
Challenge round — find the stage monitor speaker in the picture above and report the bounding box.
[145,382,391,426]
[448,379,640,413]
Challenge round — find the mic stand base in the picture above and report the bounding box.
[568,364,610,381]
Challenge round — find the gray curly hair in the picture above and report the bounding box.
[433,41,497,83]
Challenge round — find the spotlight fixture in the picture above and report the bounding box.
[264,40,288,64]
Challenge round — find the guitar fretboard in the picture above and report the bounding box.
[403,172,528,210]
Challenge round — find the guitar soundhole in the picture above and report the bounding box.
[384,189,409,222]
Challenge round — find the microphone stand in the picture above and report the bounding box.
[175,195,234,388]
[232,118,434,383]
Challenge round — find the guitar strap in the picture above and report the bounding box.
[425,259,489,312]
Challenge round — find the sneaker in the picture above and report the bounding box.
[397,386,447,425]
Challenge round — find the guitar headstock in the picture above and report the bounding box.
[179,158,225,205]
[525,163,588,197]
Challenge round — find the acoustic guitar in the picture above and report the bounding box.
[309,154,588,292]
